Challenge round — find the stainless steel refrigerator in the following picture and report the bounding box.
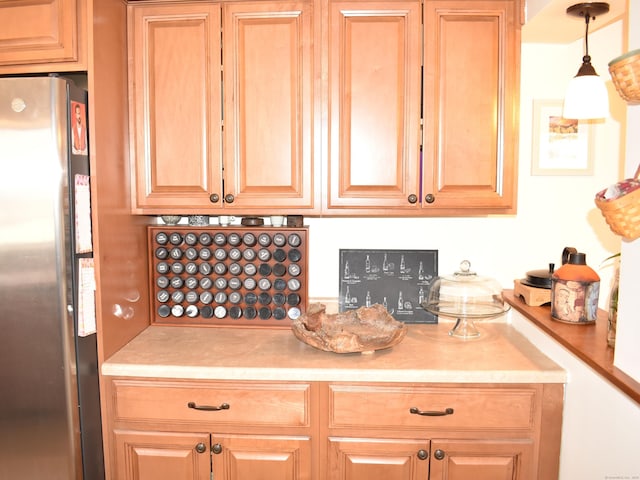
[0,76,104,480]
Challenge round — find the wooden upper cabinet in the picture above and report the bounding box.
[127,0,520,215]
[0,0,86,72]
[422,0,519,213]
[325,0,422,211]
[128,3,223,211]
[129,0,317,213]
[222,1,317,211]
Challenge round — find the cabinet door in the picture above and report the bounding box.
[222,1,317,210]
[326,0,422,211]
[129,3,223,211]
[422,0,519,213]
[0,0,82,68]
[429,439,534,480]
[212,434,312,480]
[327,437,429,480]
[114,430,211,480]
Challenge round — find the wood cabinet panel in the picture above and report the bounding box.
[112,379,311,427]
[105,378,560,480]
[114,430,210,480]
[212,434,312,480]
[128,3,222,210]
[129,0,317,213]
[328,384,537,431]
[429,438,534,480]
[326,0,422,209]
[0,0,83,68]
[422,0,519,212]
[222,1,316,210]
[328,437,429,480]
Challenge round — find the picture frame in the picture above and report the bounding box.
[531,99,594,175]
[338,249,438,324]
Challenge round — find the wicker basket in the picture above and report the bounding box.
[595,165,640,240]
[609,49,640,105]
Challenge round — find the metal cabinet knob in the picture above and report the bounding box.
[434,449,445,460]
[212,443,223,454]
[425,193,435,204]
[224,193,235,203]
[417,449,428,460]
[195,442,207,454]
[209,193,220,203]
[408,194,418,204]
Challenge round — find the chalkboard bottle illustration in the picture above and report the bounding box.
[383,253,389,272]
[383,296,388,310]
[418,261,424,280]
[418,286,424,304]
[398,291,404,310]
[365,255,371,273]
[365,291,371,307]
[344,286,351,303]
[400,255,406,273]
[344,261,350,278]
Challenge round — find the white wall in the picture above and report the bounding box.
[511,309,640,480]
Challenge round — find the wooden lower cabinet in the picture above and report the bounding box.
[322,382,562,480]
[328,437,533,480]
[114,430,210,480]
[105,379,561,480]
[328,437,430,480]
[212,434,312,480]
[105,378,315,480]
[114,430,311,480]
[429,439,534,480]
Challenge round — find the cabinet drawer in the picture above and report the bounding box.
[111,379,311,427]
[328,384,537,431]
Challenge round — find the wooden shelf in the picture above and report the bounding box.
[503,289,640,405]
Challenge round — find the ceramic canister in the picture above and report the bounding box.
[550,252,600,324]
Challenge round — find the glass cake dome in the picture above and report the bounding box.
[422,260,510,338]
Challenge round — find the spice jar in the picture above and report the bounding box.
[550,252,600,324]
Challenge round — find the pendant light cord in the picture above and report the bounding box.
[583,11,592,62]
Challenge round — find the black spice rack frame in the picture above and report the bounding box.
[148,226,308,328]
[339,249,438,324]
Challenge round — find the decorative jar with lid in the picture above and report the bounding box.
[550,252,600,324]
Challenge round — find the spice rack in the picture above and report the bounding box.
[148,226,308,327]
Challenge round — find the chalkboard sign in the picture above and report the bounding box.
[338,249,438,324]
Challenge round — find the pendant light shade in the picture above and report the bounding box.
[562,2,610,120]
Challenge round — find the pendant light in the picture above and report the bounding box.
[563,2,610,120]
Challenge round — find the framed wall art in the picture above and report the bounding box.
[531,99,594,175]
[338,249,438,324]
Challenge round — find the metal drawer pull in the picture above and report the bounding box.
[409,406,454,416]
[187,401,230,411]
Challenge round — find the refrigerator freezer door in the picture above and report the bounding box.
[0,76,84,480]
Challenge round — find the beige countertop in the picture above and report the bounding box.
[102,321,566,383]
